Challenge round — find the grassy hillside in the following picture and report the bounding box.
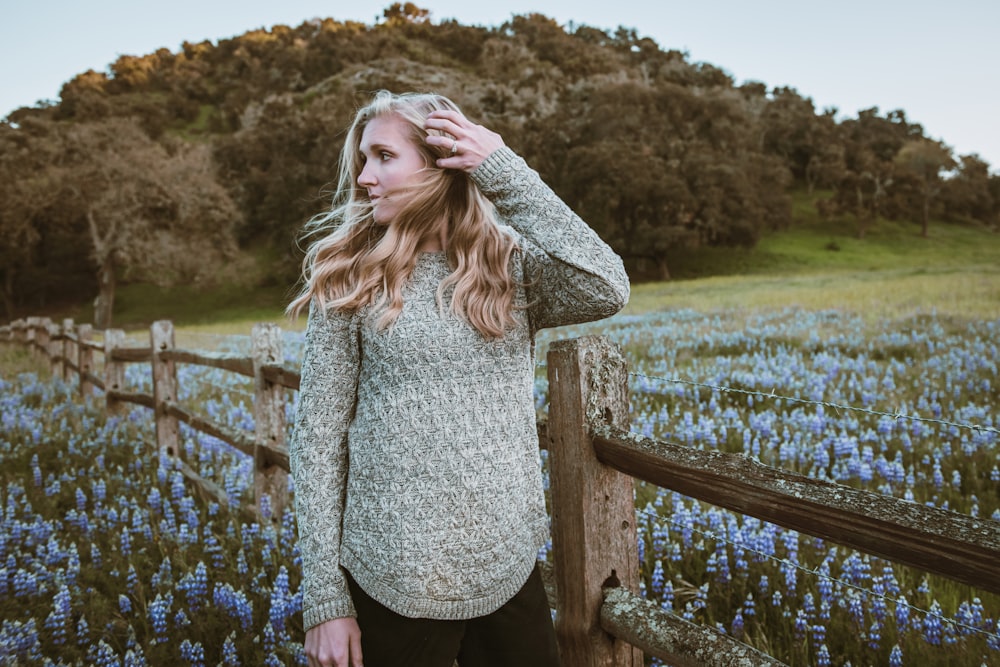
[58,190,999,334]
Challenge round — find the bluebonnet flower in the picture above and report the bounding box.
[724,604,743,640]
[147,487,162,514]
[889,644,903,667]
[651,521,668,557]
[31,454,41,487]
[969,597,985,628]
[269,566,292,636]
[76,615,89,647]
[650,560,664,597]
[120,529,132,557]
[12,568,38,597]
[811,622,826,650]
[203,533,225,570]
[44,585,72,645]
[895,596,910,634]
[90,639,120,667]
[922,600,943,646]
[92,478,107,504]
[794,609,808,640]
[179,639,205,667]
[214,582,254,632]
[221,633,240,666]
[263,618,277,653]
[151,557,172,591]
[807,642,830,667]
[123,647,148,667]
[660,580,673,610]
[175,608,191,629]
[148,594,171,643]
[868,619,882,651]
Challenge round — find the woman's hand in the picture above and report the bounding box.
[305,617,363,667]
[425,109,505,173]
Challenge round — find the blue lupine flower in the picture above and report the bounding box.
[730,609,744,638]
[174,608,191,629]
[91,639,120,667]
[923,600,943,645]
[148,594,171,643]
[43,585,72,645]
[868,619,882,651]
[31,454,41,487]
[179,639,205,667]
[815,643,831,667]
[221,633,240,666]
[650,560,664,597]
[76,616,89,647]
[889,644,903,667]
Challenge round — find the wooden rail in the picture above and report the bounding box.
[3,318,998,665]
[590,423,1000,595]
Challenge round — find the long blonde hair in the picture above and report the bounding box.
[287,91,518,338]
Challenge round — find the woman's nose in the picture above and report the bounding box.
[358,164,376,187]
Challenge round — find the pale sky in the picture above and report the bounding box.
[3,1,998,172]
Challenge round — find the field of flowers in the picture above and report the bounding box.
[1,306,998,665]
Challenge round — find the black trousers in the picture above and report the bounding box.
[345,565,561,667]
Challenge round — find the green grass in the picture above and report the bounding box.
[40,190,1000,336]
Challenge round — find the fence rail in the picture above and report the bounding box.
[3,316,999,666]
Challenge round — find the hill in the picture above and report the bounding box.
[2,4,997,327]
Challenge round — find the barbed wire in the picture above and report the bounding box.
[629,371,999,437]
[636,506,999,643]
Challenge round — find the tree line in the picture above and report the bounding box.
[2,3,997,326]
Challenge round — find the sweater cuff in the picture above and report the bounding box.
[302,596,357,631]
[471,146,519,189]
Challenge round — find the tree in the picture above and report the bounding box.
[53,118,242,327]
[941,154,996,226]
[894,139,956,237]
[382,2,431,24]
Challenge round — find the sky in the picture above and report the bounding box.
[3,1,998,172]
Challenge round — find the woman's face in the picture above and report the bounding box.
[357,114,427,224]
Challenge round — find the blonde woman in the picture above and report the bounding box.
[288,90,629,667]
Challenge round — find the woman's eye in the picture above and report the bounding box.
[380,152,392,161]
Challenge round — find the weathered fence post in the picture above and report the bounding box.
[252,322,288,519]
[24,317,38,357]
[61,318,75,382]
[547,335,643,666]
[104,329,127,416]
[16,319,28,345]
[78,324,94,397]
[151,320,181,459]
[46,319,60,376]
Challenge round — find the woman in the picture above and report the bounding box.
[288,90,629,667]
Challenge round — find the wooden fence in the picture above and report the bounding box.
[2,317,999,667]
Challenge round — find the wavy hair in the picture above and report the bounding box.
[287,91,518,338]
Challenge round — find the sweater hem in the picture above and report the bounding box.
[341,546,540,621]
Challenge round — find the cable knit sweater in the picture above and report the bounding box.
[290,146,629,630]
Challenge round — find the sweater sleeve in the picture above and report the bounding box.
[289,300,361,629]
[471,146,630,332]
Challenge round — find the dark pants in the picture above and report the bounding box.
[345,565,561,667]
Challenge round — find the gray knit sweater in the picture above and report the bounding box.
[290,147,629,630]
